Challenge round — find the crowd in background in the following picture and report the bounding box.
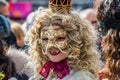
[0,0,120,80]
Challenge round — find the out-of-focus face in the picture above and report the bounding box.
[40,25,69,62]
[86,12,98,29]
[0,5,9,18]
[16,37,25,48]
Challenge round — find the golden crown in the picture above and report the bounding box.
[49,0,72,14]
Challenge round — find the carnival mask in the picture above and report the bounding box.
[40,25,68,55]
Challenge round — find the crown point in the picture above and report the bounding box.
[49,0,72,14]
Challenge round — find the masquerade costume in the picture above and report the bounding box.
[26,0,100,80]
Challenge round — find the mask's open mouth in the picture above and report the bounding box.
[49,50,61,56]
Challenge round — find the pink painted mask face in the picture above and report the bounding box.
[40,25,69,62]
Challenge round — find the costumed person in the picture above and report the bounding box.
[97,0,120,80]
[26,0,100,80]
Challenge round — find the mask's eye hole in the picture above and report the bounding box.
[56,37,66,41]
[42,38,48,41]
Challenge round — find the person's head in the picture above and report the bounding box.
[97,0,120,36]
[26,8,99,78]
[97,0,120,79]
[80,8,98,29]
[0,0,9,18]
[11,22,24,48]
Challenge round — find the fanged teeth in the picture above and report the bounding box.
[50,51,60,54]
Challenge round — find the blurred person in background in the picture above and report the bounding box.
[92,0,104,36]
[0,39,29,80]
[11,22,26,49]
[0,14,16,80]
[80,8,102,55]
[0,15,11,39]
[0,0,9,18]
[97,0,120,80]
[80,8,98,29]
[80,8,104,71]
[0,39,16,80]
[0,9,29,80]
[0,1,30,79]
[0,0,17,47]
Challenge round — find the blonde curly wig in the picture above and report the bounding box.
[26,8,100,79]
